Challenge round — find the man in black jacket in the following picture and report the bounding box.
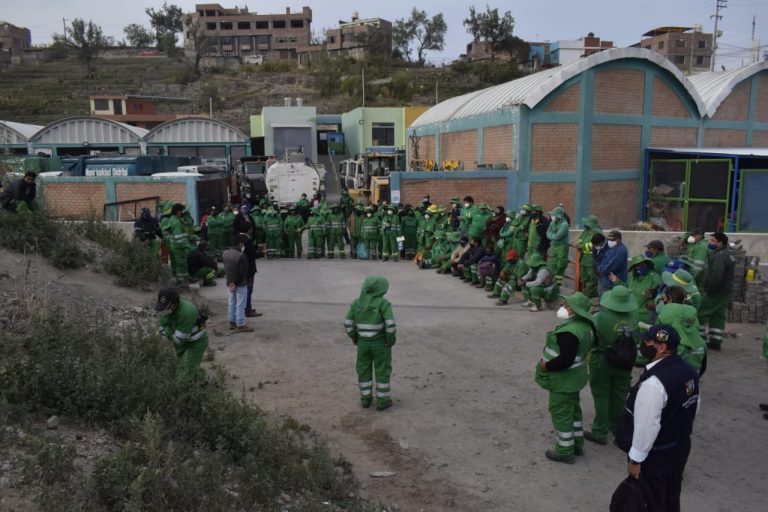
[237,232,262,318]
[1,171,38,212]
[223,235,254,332]
[186,241,218,286]
[133,207,161,257]
[698,232,734,350]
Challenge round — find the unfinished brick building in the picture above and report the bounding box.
[401,48,768,228]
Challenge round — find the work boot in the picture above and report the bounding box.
[246,310,263,318]
[495,300,508,306]
[229,322,237,330]
[759,404,768,412]
[376,399,392,411]
[583,431,607,445]
[487,293,499,298]
[706,341,721,351]
[545,450,574,464]
[521,301,532,307]
[529,305,540,312]
[361,399,372,409]
[235,325,254,333]
[574,446,584,456]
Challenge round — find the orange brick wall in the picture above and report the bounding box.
[115,182,188,221]
[589,180,639,228]
[594,68,644,115]
[752,131,768,147]
[411,134,436,162]
[400,178,507,209]
[711,81,750,121]
[592,124,642,170]
[529,183,576,217]
[544,83,581,112]
[440,130,478,166]
[704,128,746,147]
[652,77,691,118]
[756,75,768,123]
[650,127,698,147]
[482,125,514,168]
[42,183,107,219]
[531,124,578,171]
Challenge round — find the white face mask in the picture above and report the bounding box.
[387,211,393,215]
[519,209,526,215]
[687,235,696,244]
[607,240,618,248]
[506,217,512,223]
[424,214,431,220]
[464,203,470,209]
[556,306,573,320]
[366,213,372,217]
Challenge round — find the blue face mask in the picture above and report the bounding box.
[708,243,718,251]
[635,266,650,277]
[644,250,654,258]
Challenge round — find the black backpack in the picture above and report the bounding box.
[606,328,637,371]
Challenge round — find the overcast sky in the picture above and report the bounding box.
[6,0,765,70]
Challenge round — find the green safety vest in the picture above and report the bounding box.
[535,317,593,393]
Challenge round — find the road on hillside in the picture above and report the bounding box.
[199,257,768,511]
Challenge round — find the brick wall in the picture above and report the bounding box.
[531,123,578,171]
[543,83,581,112]
[652,77,691,118]
[752,131,768,147]
[650,126,698,147]
[711,81,750,121]
[411,134,436,162]
[592,124,642,170]
[42,183,106,219]
[529,183,575,216]
[704,128,746,147]
[400,177,507,209]
[440,130,478,166]
[589,180,639,228]
[594,68,644,115]
[115,182,188,221]
[482,125,514,168]
[755,75,768,123]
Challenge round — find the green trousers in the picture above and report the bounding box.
[266,233,282,257]
[522,284,558,308]
[356,342,392,407]
[168,241,189,280]
[191,266,216,284]
[286,234,302,258]
[548,390,584,458]
[588,353,632,442]
[698,293,728,348]
[174,335,209,381]
[499,279,520,302]
[364,238,379,260]
[381,233,398,261]
[327,233,345,258]
[463,263,480,283]
[549,243,569,284]
[513,238,527,261]
[308,233,324,258]
[580,255,597,298]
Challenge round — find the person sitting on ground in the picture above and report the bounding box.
[447,234,470,275]
[186,240,218,286]
[477,243,502,290]
[519,253,557,312]
[0,171,38,213]
[419,229,447,269]
[458,236,486,284]
[493,250,528,305]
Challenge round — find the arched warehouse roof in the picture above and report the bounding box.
[688,61,768,118]
[30,116,148,144]
[144,117,249,143]
[0,120,45,144]
[411,47,708,128]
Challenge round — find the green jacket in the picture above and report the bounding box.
[591,309,637,355]
[283,215,305,235]
[469,209,492,239]
[307,214,327,236]
[658,303,706,372]
[361,215,380,240]
[159,299,208,346]
[400,215,419,237]
[380,213,401,236]
[687,239,709,279]
[547,218,570,245]
[650,252,671,274]
[627,271,661,324]
[264,214,282,234]
[344,277,396,346]
[327,211,345,235]
[535,317,593,393]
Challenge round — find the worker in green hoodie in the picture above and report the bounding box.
[344,276,397,410]
[283,207,305,258]
[547,206,570,286]
[400,206,419,260]
[576,215,602,298]
[626,256,661,327]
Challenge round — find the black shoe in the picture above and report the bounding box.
[759,404,768,412]
[229,322,237,330]
[245,310,263,318]
[583,431,607,445]
[545,450,575,464]
[707,342,721,351]
[574,446,584,456]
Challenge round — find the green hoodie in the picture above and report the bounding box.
[344,276,396,346]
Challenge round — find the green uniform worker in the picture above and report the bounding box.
[420,230,447,269]
[380,205,401,262]
[577,215,602,298]
[283,208,305,258]
[513,204,532,261]
[546,206,570,286]
[585,286,638,445]
[497,211,517,256]
[306,208,327,259]
[339,189,354,220]
[347,203,365,258]
[400,208,419,260]
[327,205,346,259]
[344,276,397,410]
[535,292,594,463]
[519,253,557,312]
[685,230,709,284]
[644,240,670,274]
[490,250,521,303]
[163,203,193,283]
[263,210,283,258]
[469,203,493,243]
[250,207,266,246]
[526,204,548,259]
[219,206,236,248]
[627,256,662,327]
[658,302,706,374]
[660,268,701,311]
[459,196,478,235]
[205,211,222,258]
[361,207,381,260]
[698,232,734,350]
[155,288,209,381]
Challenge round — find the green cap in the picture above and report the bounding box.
[629,255,653,269]
[662,269,697,293]
[479,202,491,210]
[599,285,638,313]
[450,196,461,204]
[549,206,564,218]
[562,292,592,321]
[529,203,543,211]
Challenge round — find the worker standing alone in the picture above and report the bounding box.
[344,276,397,410]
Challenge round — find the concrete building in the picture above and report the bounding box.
[550,33,613,66]
[403,48,768,229]
[342,107,429,158]
[638,26,713,73]
[0,20,31,66]
[251,102,319,162]
[465,40,514,63]
[89,95,199,130]
[184,3,312,62]
[298,13,392,65]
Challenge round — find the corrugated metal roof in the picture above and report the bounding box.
[145,117,248,143]
[411,47,706,128]
[688,61,768,117]
[649,147,768,157]
[0,120,44,143]
[30,117,148,144]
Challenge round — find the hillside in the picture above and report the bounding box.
[0,54,520,134]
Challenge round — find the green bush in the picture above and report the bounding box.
[103,238,167,288]
[0,210,85,269]
[260,60,298,73]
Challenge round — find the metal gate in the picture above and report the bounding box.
[736,169,768,232]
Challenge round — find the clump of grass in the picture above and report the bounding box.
[0,210,85,269]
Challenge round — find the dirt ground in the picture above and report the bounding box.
[2,248,767,511]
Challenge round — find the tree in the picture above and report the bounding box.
[51,18,109,70]
[392,8,447,66]
[145,2,183,55]
[183,14,215,74]
[463,5,516,62]
[123,23,154,48]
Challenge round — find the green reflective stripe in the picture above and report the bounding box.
[359,380,372,387]
[357,323,384,329]
[385,327,396,333]
[345,327,355,333]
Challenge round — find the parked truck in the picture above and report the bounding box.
[235,155,275,203]
[264,159,321,206]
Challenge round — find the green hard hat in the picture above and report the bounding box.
[629,255,653,269]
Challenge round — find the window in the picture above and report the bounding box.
[206,22,216,30]
[372,123,395,146]
[237,21,250,30]
[93,99,109,111]
[698,40,706,49]
[658,41,664,49]
[220,22,233,30]
[675,39,685,48]
[273,19,286,29]
[696,55,705,66]
[328,36,336,44]
[673,55,685,64]
[239,36,250,45]
[256,35,270,45]
[113,99,123,115]
[255,20,268,29]
[290,20,304,28]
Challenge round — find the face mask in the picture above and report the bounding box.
[639,343,657,360]
[556,306,573,320]
[506,217,512,223]
[519,209,526,215]
[422,199,429,204]
[644,250,654,258]
[387,211,393,215]
[635,266,649,277]
[452,204,457,209]
[425,214,431,220]
[708,243,717,251]
[687,236,696,244]
[552,216,560,222]
[607,240,617,248]
[464,203,470,209]
[495,211,503,217]
[366,213,372,217]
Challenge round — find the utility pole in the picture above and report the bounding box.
[752,15,759,63]
[361,67,365,108]
[62,18,68,42]
[710,0,727,71]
